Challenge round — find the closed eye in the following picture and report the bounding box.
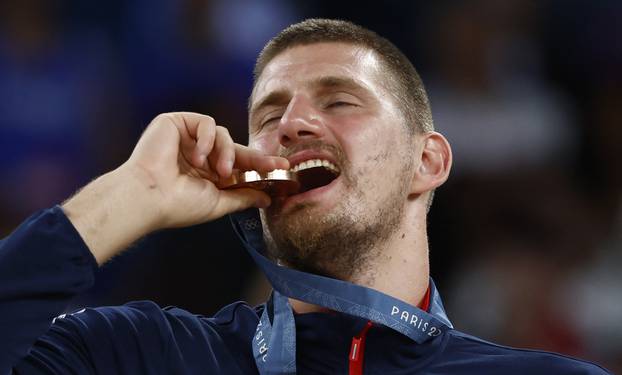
[264,116,281,124]
[251,116,281,134]
[326,101,355,108]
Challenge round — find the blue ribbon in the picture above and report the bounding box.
[231,209,452,374]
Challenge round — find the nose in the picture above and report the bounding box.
[278,95,325,148]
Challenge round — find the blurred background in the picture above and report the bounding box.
[0,0,620,371]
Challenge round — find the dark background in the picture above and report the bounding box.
[1,0,620,371]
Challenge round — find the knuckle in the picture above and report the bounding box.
[153,112,177,125]
[215,126,230,137]
[198,114,215,127]
[216,125,230,135]
[200,117,217,133]
[216,127,233,143]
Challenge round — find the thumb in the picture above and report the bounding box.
[212,188,272,217]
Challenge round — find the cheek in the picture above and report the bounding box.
[337,122,393,166]
[248,131,279,154]
[330,116,372,155]
[345,132,408,188]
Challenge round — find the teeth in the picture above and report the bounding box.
[291,159,340,174]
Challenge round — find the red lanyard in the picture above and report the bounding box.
[349,321,374,375]
[348,287,431,375]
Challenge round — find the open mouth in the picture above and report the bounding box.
[291,159,340,194]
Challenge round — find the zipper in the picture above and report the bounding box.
[348,321,373,375]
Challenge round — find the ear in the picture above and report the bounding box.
[410,132,452,195]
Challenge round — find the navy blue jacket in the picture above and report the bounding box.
[0,207,611,374]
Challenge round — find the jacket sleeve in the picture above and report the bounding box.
[0,206,98,374]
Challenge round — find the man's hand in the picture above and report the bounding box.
[62,112,288,264]
[127,112,288,227]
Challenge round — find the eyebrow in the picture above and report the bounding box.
[250,75,369,116]
[312,76,368,93]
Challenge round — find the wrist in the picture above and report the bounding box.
[62,165,162,264]
[116,162,167,230]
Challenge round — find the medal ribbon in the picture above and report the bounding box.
[231,210,452,374]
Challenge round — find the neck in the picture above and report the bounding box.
[290,213,430,314]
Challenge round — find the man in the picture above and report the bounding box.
[0,19,610,374]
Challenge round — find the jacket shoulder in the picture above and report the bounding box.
[436,330,612,374]
[21,300,260,374]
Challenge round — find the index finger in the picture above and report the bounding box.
[234,144,289,172]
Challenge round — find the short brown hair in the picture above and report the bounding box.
[252,18,434,134]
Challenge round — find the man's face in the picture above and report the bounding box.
[248,42,416,279]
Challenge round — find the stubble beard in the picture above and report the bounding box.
[261,157,411,282]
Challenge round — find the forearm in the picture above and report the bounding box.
[0,207,97,373]
[61,164,162,265]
